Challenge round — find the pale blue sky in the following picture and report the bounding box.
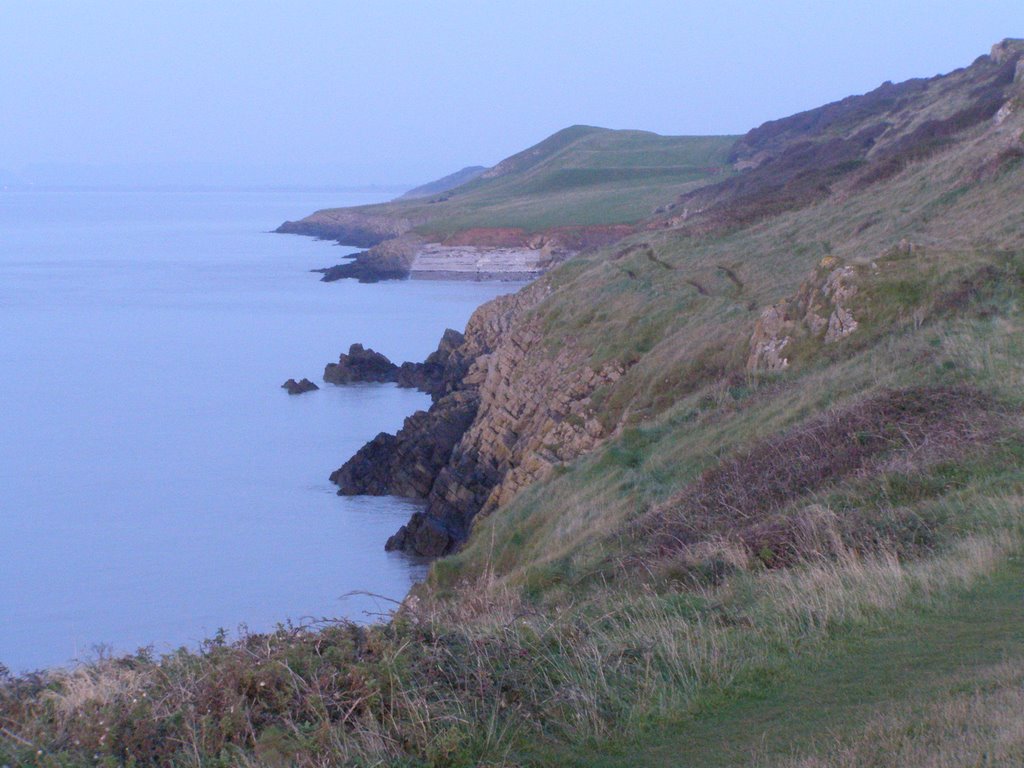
[1,1,1020,186]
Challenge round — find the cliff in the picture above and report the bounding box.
[277,128,737,280]
[332,39,1024,557]
[8,39,1024,768]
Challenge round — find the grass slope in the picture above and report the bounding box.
[558,557,1024,767]
[314,127,737,236]
[436,101,1024,594]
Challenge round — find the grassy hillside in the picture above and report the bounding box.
[436,107,1024,593]
[3,41,1024,768]
[299,126,737,237]
[397,166,487,200]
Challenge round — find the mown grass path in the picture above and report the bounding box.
[545,556,1024,767]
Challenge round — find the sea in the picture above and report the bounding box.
[0,186,520,673]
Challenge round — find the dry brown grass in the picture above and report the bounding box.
[1,519,1016,767]
[636,385,1002,569]
[768,660,1024,768]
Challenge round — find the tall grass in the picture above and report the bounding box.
[18,519,1020,767]
[767,659,1024,767]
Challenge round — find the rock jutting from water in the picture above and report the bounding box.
[323,344,399,385]
[282,378,319,395]
[325,283,618,557]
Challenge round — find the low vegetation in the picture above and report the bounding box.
[2,526,1019,766]
[772,660,1024,768]
[3,267,1022,763]
[301,127,738,238]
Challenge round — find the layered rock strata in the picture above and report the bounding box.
[326,280,629,556]
[306,226,634,283]
[747,256,864,372]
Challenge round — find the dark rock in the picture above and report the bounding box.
[323,344,399,385]
[314,258,410,284]
[330,391,480,498]
[384,524,407,551]
[325,330,492,556]
[313,237,421,283]
[395,328,468,400]
[385,513,453,556]
[323,329,468,399]
[410,445,505,550]
[282,378,319,395]
[333,288,537,558]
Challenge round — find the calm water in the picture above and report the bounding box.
[0,186,520,672]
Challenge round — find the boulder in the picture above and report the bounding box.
[282,378,319,395]
[323,344,399,384]
[385,513,453,556]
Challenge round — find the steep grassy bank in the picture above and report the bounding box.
[280,128,737,241]
[375,43,1024,558]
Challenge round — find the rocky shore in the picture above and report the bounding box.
[322,280,624,556]
[280,208,635,283]
[308,233,559,283]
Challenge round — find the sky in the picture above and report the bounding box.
[1,1,1021,187]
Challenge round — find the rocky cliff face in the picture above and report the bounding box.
[328,39,1024,558]
[327,277,626,556]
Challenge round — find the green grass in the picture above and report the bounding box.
[302,127,738,236]
[549,554,1024,767]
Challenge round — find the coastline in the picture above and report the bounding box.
[0,185,489,672]
[279,212,635,282]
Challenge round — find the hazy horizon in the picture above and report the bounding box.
[2,1,1021,188]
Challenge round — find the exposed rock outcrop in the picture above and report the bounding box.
[315,236,424,283]
[395,328,469,399]
[747,256,862,372]
[281,378,319,395]
[331,390,480,499]
[402,332,624,555]
[328,279,628,557]
[324,344,398,385]
[322,331,468,400]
